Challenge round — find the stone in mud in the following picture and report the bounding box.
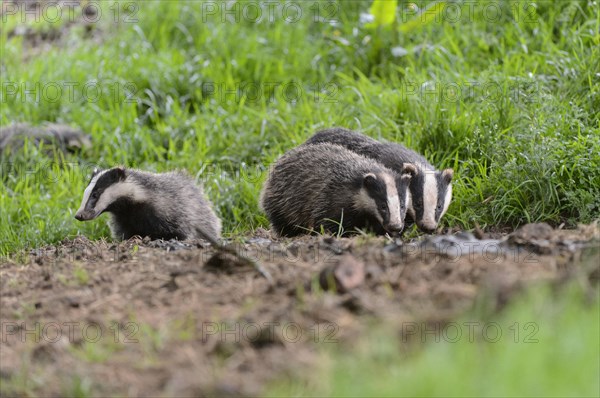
[319,254,365,293]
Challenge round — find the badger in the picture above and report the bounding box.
[75,167,221,242]
[304,127,453,233]
[0,123,91,155]
[260,143,416,237]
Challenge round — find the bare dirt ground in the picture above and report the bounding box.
[1,223,599,396]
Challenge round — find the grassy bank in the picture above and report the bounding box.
[1,0,599,254]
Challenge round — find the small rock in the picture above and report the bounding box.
[509,223,554,243]
[204,250,254,274]
[246,237,271,245]
[319,254,365,293]
[507,223,556,255]
[161,277,179,292]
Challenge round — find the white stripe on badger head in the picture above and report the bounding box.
[440,183,452,220]
[76,169,109,215]
[381,173,401,226]
[403,182,412,214]
[421,171,439,230]
[407,190,416,219]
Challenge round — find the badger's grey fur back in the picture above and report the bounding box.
[305,127,453,233]
[260,143,415,237]
[0,123,91,155]
[75,167,221,242]
[307,127,432,167]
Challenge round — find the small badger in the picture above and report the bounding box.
[305,128,453,233]
[0,123,91,155]
[260,143,416,237]
[75,167,221,242]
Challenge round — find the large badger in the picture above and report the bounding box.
[75,167,221,242]
[305,128,453,233]
[260,143,416,237]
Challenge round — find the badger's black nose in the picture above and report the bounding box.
[386,224,404,235]
[75,213,84,221]
[420,226,436,234]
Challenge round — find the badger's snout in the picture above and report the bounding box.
[75,209,96,221]
[418,223,437,234]
[385,223,404,236]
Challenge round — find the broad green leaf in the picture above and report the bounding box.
[399,1,446,33]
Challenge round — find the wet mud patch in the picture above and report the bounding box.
[1,223,598,396]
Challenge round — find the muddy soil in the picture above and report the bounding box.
[1,223,598,396]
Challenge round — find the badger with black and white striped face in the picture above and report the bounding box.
[260,143,416,237]
[75,167,221,242]
[305,128,453,233]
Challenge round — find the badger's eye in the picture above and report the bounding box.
[91,192,99,200]
[378,204,388,213]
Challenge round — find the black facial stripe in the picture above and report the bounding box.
[86,169,102,187]
[87,169,122,207]
[94,170,121,190]
[435,173,450,221]
[364,177,390,224]
[410,173,425,221]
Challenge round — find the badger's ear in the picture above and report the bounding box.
[401,163,418,178]
[115,166,126,180]
[363,173,378,188]
[442,168,454,183]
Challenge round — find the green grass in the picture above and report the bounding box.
[268,281,600,397]
[1,0,599,255]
